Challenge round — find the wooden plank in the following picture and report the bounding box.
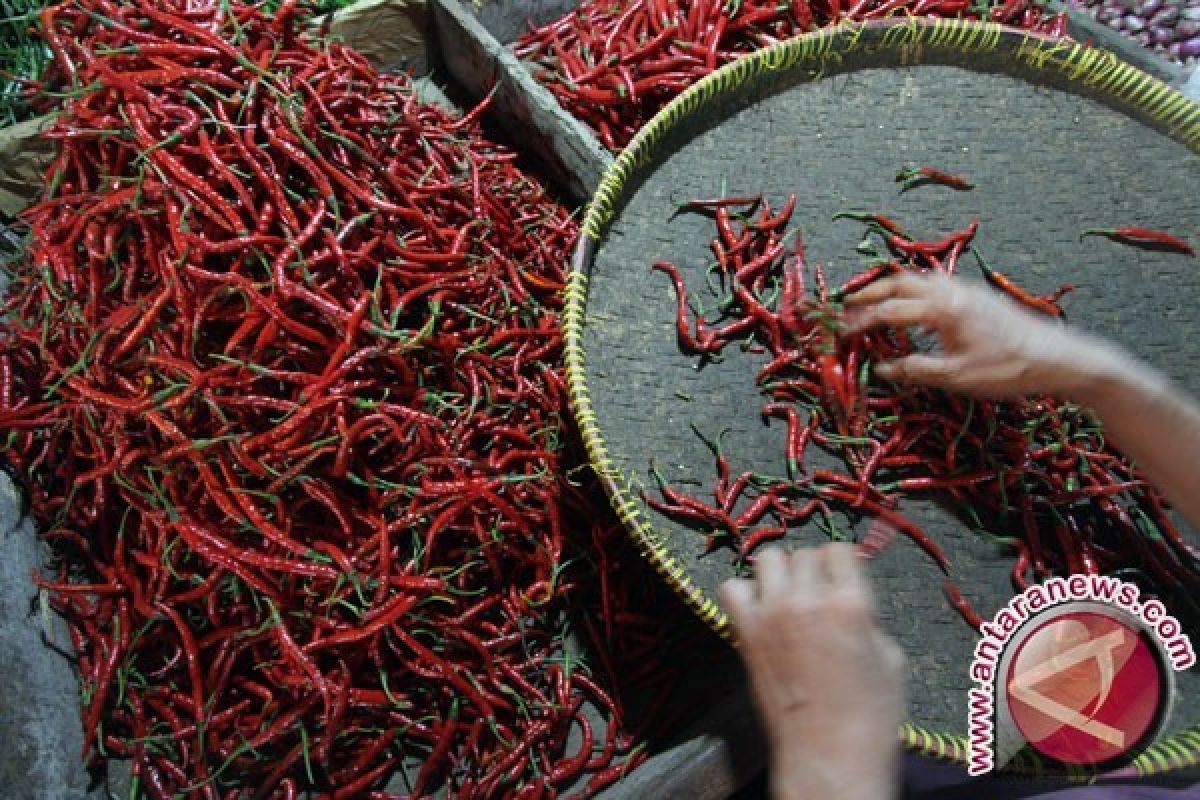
[431,0,612,202]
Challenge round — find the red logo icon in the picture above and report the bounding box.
[1005,609,1167,767]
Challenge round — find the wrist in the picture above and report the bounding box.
[1067,341,1167,412]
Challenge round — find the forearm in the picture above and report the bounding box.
[1073,353,1200,532]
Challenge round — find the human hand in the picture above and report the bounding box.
[841,272,1132,401]
[719,544,905,800]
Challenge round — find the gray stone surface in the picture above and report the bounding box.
[0,473,102,800]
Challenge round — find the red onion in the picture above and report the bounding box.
[1148,24,1175,44]
[1152,6,1180,25]
[1178,35,1200,58]
[1074,0,1197,64]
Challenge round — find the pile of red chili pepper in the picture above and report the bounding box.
[647,192,1200,628]
[515,0,1067,150]
[0,1,703,796]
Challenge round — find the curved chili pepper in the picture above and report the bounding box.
[976,252,1065,319]
[896,165,975,191]
[1081,227,1195,256]
[943,580,984,629]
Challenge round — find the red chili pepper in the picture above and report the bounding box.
[943,580,984,629]
[976,253,1066,319]
[1081,226,1195,256]
[842,490,947,569]
[739,525,789,557]
[516,0,1069,153]
[889,219,980,258]
[896,165,975,191]
[833,261,897,300]
[749,193,797,233]
[7,4,685,796]
[651,260,720,354]
[832,209,910,238]
[762,402,804,476]
[856,517,898,559]
[818,351,852,414]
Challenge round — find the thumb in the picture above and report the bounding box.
[874,353,960,387]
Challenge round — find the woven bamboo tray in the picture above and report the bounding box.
[564,18,1200,774]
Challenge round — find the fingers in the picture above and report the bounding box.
[841,273,927,307]
[874,629,909,683]
[824,542,868,598]
[789,546,819,599]
[874,353,963,388]
[841,273,962,337]
[721,543,869,619]
[841,297,941,335]
[756,546,791,602]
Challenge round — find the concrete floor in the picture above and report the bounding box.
[0,472,104,800]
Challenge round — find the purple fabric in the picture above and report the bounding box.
[901,755,1200,800]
